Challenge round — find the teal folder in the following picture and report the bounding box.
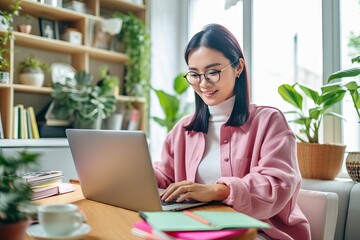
[139,211,271,232]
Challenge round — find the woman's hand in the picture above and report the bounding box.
[160,181,230,203]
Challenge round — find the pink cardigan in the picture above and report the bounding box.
[154,104,311,239]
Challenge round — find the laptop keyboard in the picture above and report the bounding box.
[160,196,181,206]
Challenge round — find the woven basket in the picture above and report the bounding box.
[346,152,360,182]
[297,142,346,180]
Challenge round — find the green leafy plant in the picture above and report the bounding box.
[278,82,346,143]
[0,0,21,71]
[0,151,39,224]
[326,55,360,122]
[113,12,151,97]
[17,55,50,74]
[51,70,117,127]
[152,73,192,132]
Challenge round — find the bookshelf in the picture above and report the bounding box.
[0,0,148,139]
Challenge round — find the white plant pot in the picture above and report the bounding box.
[19,72,45,87]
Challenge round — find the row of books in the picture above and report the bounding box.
[13,105,40,139]
[21,170,75,200]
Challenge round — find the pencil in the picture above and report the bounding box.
[183,210,215,226]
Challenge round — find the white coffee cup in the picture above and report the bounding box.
[38,204,84,236]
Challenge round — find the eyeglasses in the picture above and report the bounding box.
[183,60,238,86]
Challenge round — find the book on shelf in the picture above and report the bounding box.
[0,111,4,139]
[13,105,19,139]
[28,106,40,139]
[26,108,33,139]
[20,105,28,139]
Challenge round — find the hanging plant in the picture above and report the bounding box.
[0,0,21,71]
[113,12,151,97]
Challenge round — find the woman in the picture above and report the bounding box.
[153,23,310,239]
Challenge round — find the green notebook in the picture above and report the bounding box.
[139,211,271,232]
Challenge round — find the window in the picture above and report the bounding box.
[252,0,322,110]
[187,0,358,178]
[188,0,243,46]
[340,0,360,153]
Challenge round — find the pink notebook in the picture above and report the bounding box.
[133,220,247,240]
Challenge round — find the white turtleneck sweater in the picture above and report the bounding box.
[195,95,235,184]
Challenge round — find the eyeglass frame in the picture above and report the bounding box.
[183,59,239,86]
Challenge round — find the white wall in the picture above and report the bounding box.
[148,0,189,162]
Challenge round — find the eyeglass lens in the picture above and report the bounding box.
[185,69,220,85]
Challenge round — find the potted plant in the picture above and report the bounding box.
[326,54,360,182]
[17,14,35,34]
[0,150,40,240]
[152,73,192,132]
[278,82,347,180]
[51,70,118,129]
[0,0,21,84]
[17,55,50,87]
[113,12,151,97]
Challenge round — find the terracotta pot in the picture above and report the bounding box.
[346,152,360,182]
[17,25,32,34]
[0,220,30,240]
[297,142,346,180]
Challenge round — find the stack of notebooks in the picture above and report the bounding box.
[21,170,75,200]
[132,210,271,240]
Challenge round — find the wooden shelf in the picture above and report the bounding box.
[14,32,128,63]
[12,84,52,94]
[0,0,148,139]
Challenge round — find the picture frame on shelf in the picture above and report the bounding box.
[39,18,59,40]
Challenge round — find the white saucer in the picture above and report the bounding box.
[26,223,91,240]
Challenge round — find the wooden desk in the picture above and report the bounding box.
[26,185,257,240]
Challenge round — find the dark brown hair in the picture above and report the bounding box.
[184,23,250,133]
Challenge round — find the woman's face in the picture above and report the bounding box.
[187,47,244,106]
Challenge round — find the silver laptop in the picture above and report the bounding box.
[66,129,206,212]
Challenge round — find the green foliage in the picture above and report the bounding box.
[113,12,151,97]
[51,70,117,125]
[278,83,346,143]
[17,55,50,74]
[0,0,21,71]
[326,55,360,121]
[0,151,39,224]
[152,73,192,132]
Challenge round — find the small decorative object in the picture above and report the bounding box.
[61,28,82,45]
[39,18,59,39]
[43,0,57,7]
[17,14,35,34]
[51,62,76,85]
[0,72,10,84]
[0,151,40,240]
[18,55,50,87]
[346,152,360,182]
[63,0,86,13]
